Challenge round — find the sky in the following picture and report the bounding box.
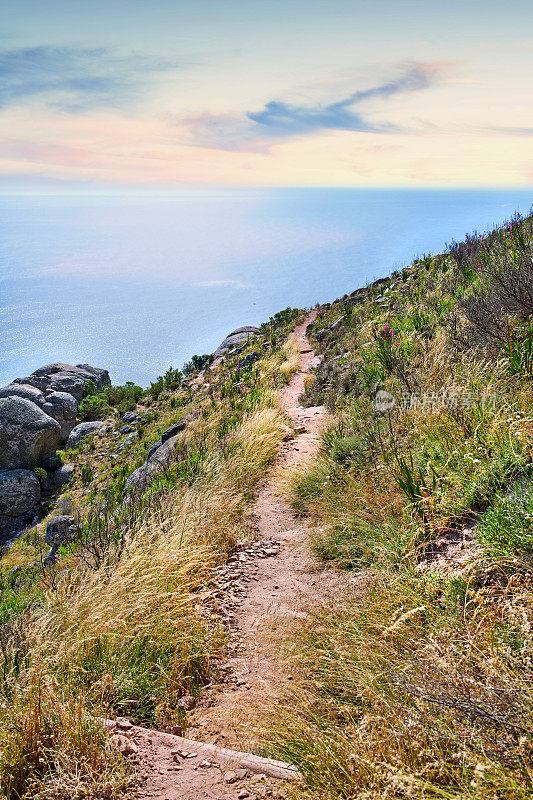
[0,0,532,189]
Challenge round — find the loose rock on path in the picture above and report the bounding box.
[124,310,332,800]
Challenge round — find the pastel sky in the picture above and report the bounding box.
[1,0,532,189]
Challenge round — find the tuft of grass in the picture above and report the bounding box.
[477,479,533,559]
[265,574,533,799]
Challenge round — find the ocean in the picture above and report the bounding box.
[1,188,531,387]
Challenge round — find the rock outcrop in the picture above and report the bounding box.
[213,326,259,358]
[0,383,46,406]
[15,363,110,402]
[124,414,198,495]
[0,361,109,543]
[67,421,106,449]
[45,515,77,547]
[0,396,62,470]
[0,468,41,540]
[42,391,79,440]
[124,435,180,495]
[0,470,41,517]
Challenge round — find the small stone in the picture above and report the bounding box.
[177,694,196,710]
[235,768,247,779]
[238,791,250,799]
[110,734,138,756]
[115,717,133,731]
[224,770,238,783]
[199,759,212,768]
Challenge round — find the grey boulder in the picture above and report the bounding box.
[124,435,179,494]
[161,420,186,444]
[42,391,79,441]
[0,396,61,469]
[0,514,28,542]
[45,515,77,547]
[16,363,111,402]
[146,440,162,461]
[54,463,75,487]
[213,326,259,358]
[0,383,45,407]
[67,421,105,449]
[0,469,41,516]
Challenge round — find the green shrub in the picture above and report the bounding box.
[80,463,94,486]
[183,356,210,376]
[78,394,112,421]
[105,382,143,412]
[147,367,183,398]
[78,382,143,420]
[33,467,48,485]
[505,325,533,377]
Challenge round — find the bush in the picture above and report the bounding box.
[78,394,112,421]
[457,216,533,353]
[183,356,210,377]
[147,367,183,399]
[78,382,143,420]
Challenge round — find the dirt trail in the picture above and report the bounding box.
[120,311,332,799]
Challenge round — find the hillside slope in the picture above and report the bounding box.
[264,212,533,799]
[2,212,533,800]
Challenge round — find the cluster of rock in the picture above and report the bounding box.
[0,325,262,543]
[0,362,110,542]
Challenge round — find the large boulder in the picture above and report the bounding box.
[0,383,45,407]
[67,421,105,449]
[213,326,259,358]
[15,363,111,402]
[54,463,75,487]
[0,469,41,516]
[0,514,28,543]
[45,515,77,547]
[0,397,61,469]
[42,391,79,441]
[124,435,179,495]
[160,420,187,444]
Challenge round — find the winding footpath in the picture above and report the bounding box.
[121,311,331,800]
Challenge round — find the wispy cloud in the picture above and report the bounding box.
[0,45,177,111]
[193,279,251,289]
[180,63,442,152]
[488,125,533,136]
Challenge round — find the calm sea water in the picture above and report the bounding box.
[1,188,531,387]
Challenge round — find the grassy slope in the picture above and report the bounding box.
[4,211,533,800]
[0,309,301,799]
[264,214,533,799]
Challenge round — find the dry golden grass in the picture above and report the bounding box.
[264,573,533,800]
[280,334,301,380]
[0,403,288,798]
